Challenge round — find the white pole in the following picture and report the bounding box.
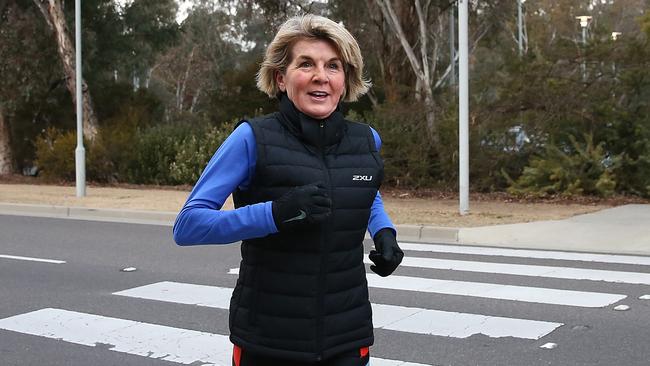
[576,16,592,83]
[75,0,86,197]
[581,26,586,81]
[458,0,469,215]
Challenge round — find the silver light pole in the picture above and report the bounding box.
[75,0,86,197]
[458,0,469,215]
[576,16,592,83]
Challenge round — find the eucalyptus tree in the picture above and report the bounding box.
[120,0,180,89]
[151,0,239,115]
[33,0,99,139]
[0,0,61,173]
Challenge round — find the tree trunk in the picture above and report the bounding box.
[34,0,98,140]
[374,0,440,146]
[0,106,13,175]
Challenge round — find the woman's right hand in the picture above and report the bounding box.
[271,183,332,231]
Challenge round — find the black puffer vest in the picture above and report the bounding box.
[229,95,384,362]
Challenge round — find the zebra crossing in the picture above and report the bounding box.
[2,241,649,366]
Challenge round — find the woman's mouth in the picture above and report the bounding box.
[308,91,329,100]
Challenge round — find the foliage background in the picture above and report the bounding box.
[1,0,649,197]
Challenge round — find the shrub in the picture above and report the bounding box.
[34,128,77,181]
[125,124,194,185]
[354,103,440,188]
[507,133,616,197]
[170,121,235,184]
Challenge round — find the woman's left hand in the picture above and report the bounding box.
[369,228,404,277]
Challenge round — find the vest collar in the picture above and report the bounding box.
[278,93,345,148]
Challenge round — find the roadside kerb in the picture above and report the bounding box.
[0,202,68,217]
[0,203,176,226]
[0,202,461,244]
[395,224,459,244]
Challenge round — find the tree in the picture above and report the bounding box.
[0,0,13,174]
[121,0,179,89]
[365,1,499,147]
[152,2,236,115]
[33,0,99,140]
[1,0,61,173]
[0,108,11,174]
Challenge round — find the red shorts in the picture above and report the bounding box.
[232,345,370,366]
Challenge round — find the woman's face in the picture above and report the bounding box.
[276,38,345,120]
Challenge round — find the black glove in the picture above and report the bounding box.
[369,228,403,277]
[272,183,332,231]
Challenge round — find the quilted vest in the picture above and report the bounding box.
[229,96,384,362]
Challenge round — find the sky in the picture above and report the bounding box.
[114,0,192,24]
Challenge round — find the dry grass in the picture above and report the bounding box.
[1,181,635,227]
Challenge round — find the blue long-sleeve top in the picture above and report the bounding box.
[173,122,395,245]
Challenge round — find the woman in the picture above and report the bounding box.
[173,14,403,366]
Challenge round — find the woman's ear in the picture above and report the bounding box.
[275,70,286,92]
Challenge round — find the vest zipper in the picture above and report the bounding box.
[316,120,329,361]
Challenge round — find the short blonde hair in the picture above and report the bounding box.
[256,14,370,102]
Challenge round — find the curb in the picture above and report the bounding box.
[0,203,177,226]
[392,224,459,244]
[0,202,459,243]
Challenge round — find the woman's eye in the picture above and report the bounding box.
[328,63,340,69]
[299,61,312,68]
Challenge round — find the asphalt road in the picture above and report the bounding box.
[1,214,650,366]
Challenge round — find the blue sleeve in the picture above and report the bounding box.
[173,122,279,245]
[368,127,396,239]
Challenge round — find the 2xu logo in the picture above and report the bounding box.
[352,175,373,181]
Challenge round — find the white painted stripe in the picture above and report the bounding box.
[371,359,430,366]
[0,308,430,366]
[114,282,233,309]
[0,308,232,365]
[366,274,625,308]
[115,282,561,340]
[0,254,66,264]
[224,268,625,308]
[372,304,561,340]
[364,257,650,285]
[399,242,650,266]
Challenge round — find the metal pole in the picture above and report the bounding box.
[449,3,456,85]
[75,0,86,197]
[517,0,523,56]
[458,0,469,215]
[581,25,587,82]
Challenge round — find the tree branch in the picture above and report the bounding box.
[373,0,424,80]
[415,0,430,84]
[32,0,53,30]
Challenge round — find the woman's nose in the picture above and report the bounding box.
[312,66,328,83]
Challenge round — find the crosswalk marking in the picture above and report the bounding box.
[6,243,640,365]
[366,274,625,307]
[0,254,66,264]
[367,256,650,285]
[399,242,650,266]
[115,282,233,309]
[0,308,233,365]
[372,304,560,340]
[114,281,562,340]
[224,268,626,307]
[0,308,431,366]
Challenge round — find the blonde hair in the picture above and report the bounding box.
[256,14,370,102]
